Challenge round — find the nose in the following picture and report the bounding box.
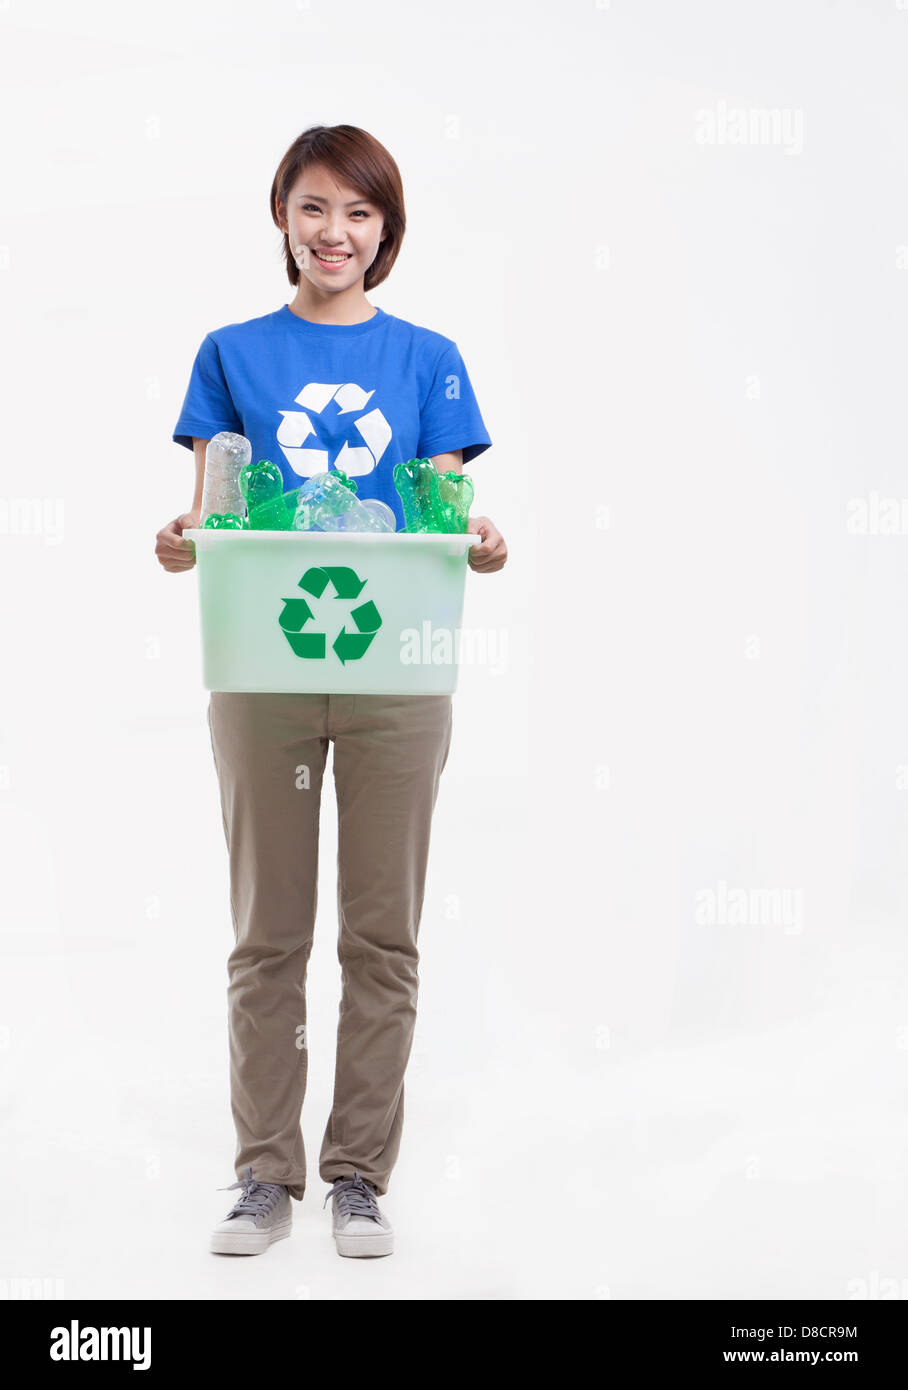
[321,213,347,244]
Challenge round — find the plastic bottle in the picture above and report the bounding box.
[393,458,448,532]
[291,472,392,533]
[199,432,252,525]
[239,459,283,508]
[359,498,397,531]
[437,471,474,533]
[239,459,293,530]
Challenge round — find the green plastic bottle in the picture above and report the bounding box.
[437,471,474,533]
[239,459,283,508]
[393,458,447,532]
[393,458,473,533]
[239,460,303,530]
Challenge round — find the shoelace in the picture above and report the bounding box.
[323,1171,381,1221]
[218,1165,286,1222]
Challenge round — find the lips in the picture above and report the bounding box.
[313,250,351,264]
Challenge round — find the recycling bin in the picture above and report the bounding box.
[184,529,481,696]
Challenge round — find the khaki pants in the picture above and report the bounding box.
[207,691,453,1200]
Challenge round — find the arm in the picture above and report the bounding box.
[429,448,506,573]
[154,436,209,573]
[189,436,208,515]
[429,449,462,475]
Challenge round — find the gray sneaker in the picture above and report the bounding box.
[210,1165,293,1255]
[323,1172,394,1257]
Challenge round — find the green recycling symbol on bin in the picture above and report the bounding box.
[278,566,382,664]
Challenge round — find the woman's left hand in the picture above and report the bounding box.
[466,515,508,573]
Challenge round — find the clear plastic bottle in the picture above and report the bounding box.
[291,472,394,533]
[199,432,252,526]
[359,498,397,531]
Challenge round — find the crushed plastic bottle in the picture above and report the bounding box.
[314,504,395,533]
[309,488,396,533]
[393,458,472,533]
[200,432,252,525]
[281,487,302,520]
[291,471,393,533]
[236,460,308,530]
[437,471,474,533]
[239,459,283,509]
[249,485,309,530]
[202,512,247,529]
[359,498,397,531]
[247,497,292,530]
[393,458,445,532]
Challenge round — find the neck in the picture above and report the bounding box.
[286,281,377,326]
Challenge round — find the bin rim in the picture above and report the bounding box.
[184,528,481,546]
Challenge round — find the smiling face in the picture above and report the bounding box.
[278,163,386,291]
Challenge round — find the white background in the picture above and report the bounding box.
[1,0,907,1301]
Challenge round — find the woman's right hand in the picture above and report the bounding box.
[155,510,201,572]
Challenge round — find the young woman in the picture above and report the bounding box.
[154,125,507,1258]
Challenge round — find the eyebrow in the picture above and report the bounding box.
[297,194,372,206]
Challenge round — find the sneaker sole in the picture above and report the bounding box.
[334,1229,394,1258]
[210,1214,293,1256]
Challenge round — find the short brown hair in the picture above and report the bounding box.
[270,125,406,290]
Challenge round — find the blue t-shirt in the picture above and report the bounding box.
[172,304,492,530]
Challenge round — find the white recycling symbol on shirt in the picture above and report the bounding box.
[277,381,392,478]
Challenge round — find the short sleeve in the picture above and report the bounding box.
[172,333,243,450]
[417,341,492,465]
